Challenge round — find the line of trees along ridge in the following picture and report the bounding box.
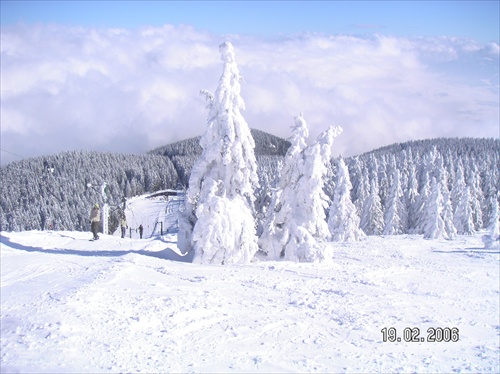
[1,135,498,239]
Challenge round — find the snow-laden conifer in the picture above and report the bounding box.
[434,152,456,239]
[328,157,363,241]
[178,42,259,264]
[383,166,406,235]
[467,164,483,230]
[258,115,309,260]
[423,177,447,239]
[442,191,457,239]
[259,114,342,262]
[482,194,499,248]
[405,163,420,232]
[453,186,475,235]
[360,178,384,236]
[349,157,369,216]
[451,162,466,214]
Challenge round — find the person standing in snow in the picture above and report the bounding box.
[120,215,128,238]
[138,224,143,239]
[90,203,100,240]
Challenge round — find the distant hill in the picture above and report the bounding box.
[147,128,290,186]
[148,128,291,157]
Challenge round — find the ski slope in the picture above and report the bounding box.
[1,227,498,373]
[114,190,184,239]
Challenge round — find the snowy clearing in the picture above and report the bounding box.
[1,230,498,373]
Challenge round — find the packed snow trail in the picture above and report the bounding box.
[1,231,499,373]
[118,191,183,239]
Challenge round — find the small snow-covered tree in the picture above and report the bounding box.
[360,178,384,236]
[451,161,466,214]
[442,191,457,240]
[434,152,456,239]
[405,163,420,232]
[482,194,499,248]
[454,186,475,235]
[414,151,434,234]
[423,177,447,239]
[467,164,483,230]
[350,157,369,216]
[260,114,342,262]
[178,42,259,264]
[383,158,406,235]
[328,157,363,241]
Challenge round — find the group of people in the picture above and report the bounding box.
[89,203,143,240]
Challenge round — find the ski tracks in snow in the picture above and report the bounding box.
[1,231,499,372]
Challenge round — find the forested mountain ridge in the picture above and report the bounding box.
[1,135,498,237]
[0,130,288,232]
[149,128,290,157]
[344,137,499,237]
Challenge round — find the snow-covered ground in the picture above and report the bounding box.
[1,228,498,373]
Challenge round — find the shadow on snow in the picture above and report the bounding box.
[432,248,499,255]
[0,234,194,263]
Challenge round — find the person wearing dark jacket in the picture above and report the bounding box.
[138,224,143,239]
[90,203,100,240]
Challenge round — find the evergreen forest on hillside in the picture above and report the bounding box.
[1,134,499,239]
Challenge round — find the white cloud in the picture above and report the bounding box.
[1,24,498,164]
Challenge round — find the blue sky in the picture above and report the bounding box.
[1,1,499,164]
[2,1,499,42]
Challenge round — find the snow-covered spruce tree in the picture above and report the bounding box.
[413,150,434,234]
[434,151,456,239]
[383,165,406,235]
[482,193,499,248]
[328,157,363,242]
[178,42,259,264]
[259,114,342,262]
[405,162,420,232]
[442,190,457,239]
[259,114,310,260]
[466,162,483,230]
[360,178,384,236]
[453,185,475,235]
[423,177,447,239]
[451,161,466,214]
[349,157,369,216]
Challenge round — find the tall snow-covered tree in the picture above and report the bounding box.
[349,156,369,216]
[328,157,363,241]
[405,162,420,232]
[451,161,466,214]
[178,42,259,264]
[466,162,483,230]
[360,178,384,236]
[434,151,456,239]
[442,190,457,239]
[482,193,499,248]
[259,114,342,262]
[383,165,406,235]
[453,185,475,235]
[423,177,447,239]
[259,114,309,260]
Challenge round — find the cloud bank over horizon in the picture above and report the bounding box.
[1,23,499,164]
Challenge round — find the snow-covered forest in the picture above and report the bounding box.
[1,136,499,238]
[0,129,287,233]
